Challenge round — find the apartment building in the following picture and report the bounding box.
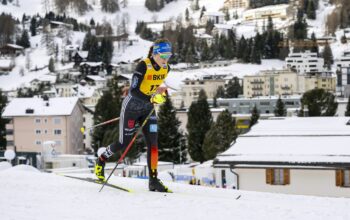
[336,50,350,69]
[2,97,84,167]
[224,0,250,9]
[285,50,324,74]
[243,69,336,98]
[174,76,226,108]
[215,95,301,115]
[203,12,225,24]
[243,4,292,21]
[337,67,350,97]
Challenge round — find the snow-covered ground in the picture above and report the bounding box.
[0,163,350,220]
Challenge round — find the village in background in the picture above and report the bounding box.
[1,0,350,199]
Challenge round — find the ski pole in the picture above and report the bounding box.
[80,117,120,134]
[99,107,155,192]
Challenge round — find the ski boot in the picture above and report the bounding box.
[94,157,105,182]
[149,169,172,193]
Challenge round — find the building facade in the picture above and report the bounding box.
[175,76,226,108]
[336,50,350,69]
[243,4,292,21]
[215,95,301,115]
[285,50,324,74]
[243,69,336,98]
[2,97,84,167]
[224,0,250,9]
[214,117,350,197]
[203,12,225,24]
[337,67,350,98]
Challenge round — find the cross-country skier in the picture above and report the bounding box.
[95,38,173,192]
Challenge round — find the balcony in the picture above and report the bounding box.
[5,123,13,130]
[281,85,291,90]
[250,80,264,84]
[252,87,263,90]
[6,135,14,141]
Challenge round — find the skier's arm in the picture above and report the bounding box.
[156,64,172,94]
[129,61,151,102]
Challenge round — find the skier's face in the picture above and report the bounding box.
[153,53,171,68]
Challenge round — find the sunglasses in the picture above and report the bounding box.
[159,53,172,60]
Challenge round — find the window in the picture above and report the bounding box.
[35,140,42,145]
[54,118,61,124]
[44,118,48,123]
[54,130,62,135]
[336,170,350,187]
[260,102,270,106]
[35,118,41,123]
[35,130,41,135]
[55,140,62,146]
[266,168,290,185]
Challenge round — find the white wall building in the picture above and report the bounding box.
[213,24,235,37]
[203,12,225,24]
[337,67,350,98]
[285,50,325,74]
[214,117,350,197]
[224,0,250,9]
[336,50,350,69]
[243,4,292,21]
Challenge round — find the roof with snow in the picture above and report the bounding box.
[80,62,103,67]
[5,44,24,49]
[214,24,234,30]
[215,117,350,167]
[0,59,13,68]
[194,33,213,39]
[74,51,88,59]
[2,97,80,117]
[34,74,57,83]
[73,84,96,98]
[86,75,106,81]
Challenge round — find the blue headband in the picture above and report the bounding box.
[153,42,172,55]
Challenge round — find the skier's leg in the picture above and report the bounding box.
[142,111,170,192]
[95,95,138,180]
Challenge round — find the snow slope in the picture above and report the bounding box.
[1,165,350,220]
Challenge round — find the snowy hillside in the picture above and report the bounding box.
[1,163,350,220]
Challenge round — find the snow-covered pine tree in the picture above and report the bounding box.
[101,0,119,13]
[0,90,9,151]
[225,77,242,98]
[299,88,338,116]
[250,105,260,128]
[203,110,237,160]
[323,42,333,70]
[48,57,55,72]
[158,96,187,163]
[93,75,123,153]
[274,96,286,117]
[187,89,212,163]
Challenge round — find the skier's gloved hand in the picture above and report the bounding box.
[150,92,166,104]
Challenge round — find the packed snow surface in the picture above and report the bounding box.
[0,165,350,220]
